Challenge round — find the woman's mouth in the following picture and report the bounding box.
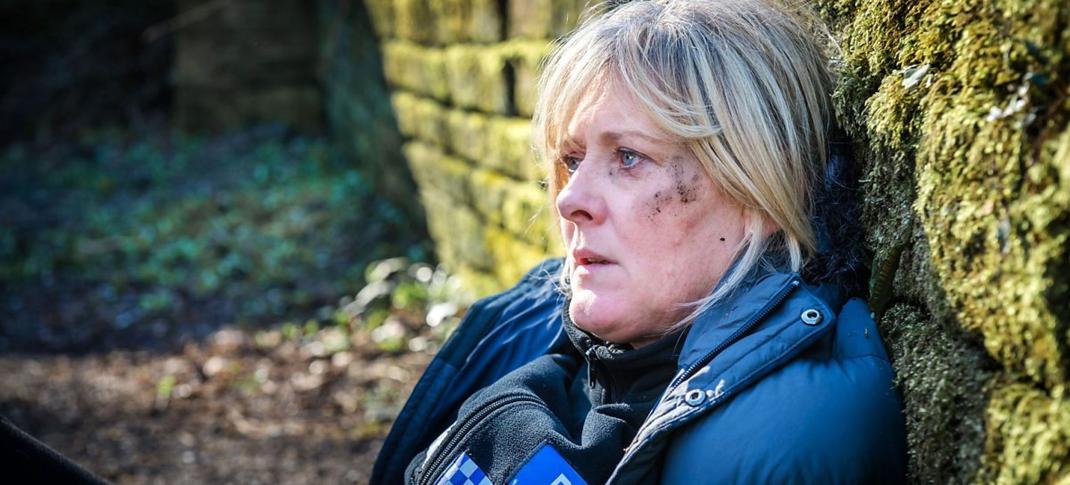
[573,249,615,268]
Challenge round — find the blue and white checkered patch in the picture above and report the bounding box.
[434,451,493,485]
[510,443,587,485]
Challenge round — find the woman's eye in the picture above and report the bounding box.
[619,150,643,168]
[562,156,582,174]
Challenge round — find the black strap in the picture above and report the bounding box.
[0,414,108,484]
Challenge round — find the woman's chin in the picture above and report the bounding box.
[568,295,632,343]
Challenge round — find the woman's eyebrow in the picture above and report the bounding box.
[599,130,670,145]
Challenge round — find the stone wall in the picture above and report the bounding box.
[318,0,425,225]
[173,0,322,133]
[816,0,1070,482]
[362,0,586,294]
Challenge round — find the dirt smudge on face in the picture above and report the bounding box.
[670,158,702,204]
[646,189,674,221]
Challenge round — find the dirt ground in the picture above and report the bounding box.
[0,129,458,484]
[0,325,434,484]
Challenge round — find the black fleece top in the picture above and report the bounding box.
[405,304,685,485]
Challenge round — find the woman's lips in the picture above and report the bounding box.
[572,248,616,273]
[573,249,616,264]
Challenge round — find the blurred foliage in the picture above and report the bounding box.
[0,124,430,352]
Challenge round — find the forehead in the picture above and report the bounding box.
[564,77,674,147]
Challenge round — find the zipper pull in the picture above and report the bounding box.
[585,347,599,388]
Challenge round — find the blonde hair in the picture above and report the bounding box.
[532,0,836,326]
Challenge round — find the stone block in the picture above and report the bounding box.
[392,93,449,145]
[364,0,395,38]
[176,85,322,133]
[429,0,466,44]
[390,91,419,138]
[445,109,488,161]
[484,116,534,179]
[382,41,450,101]
[981,381,1070,483]
[404,141,474,204]
[503,41,552,117]
[454,265,503,298]
[444,45,510,113]
[469,169,512,224]
[501,183,552,242]
[551,0,586,36]
[394,0,436,44]
[484,227,553,287]
[467,0,503,43]
[508,0,554,39]
[525,203,560,251]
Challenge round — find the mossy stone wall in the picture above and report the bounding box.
[361,0,585,294]
[816,0,1070,481]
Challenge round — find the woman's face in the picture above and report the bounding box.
[556,79,748,346]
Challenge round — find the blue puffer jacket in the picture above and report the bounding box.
[371,258,907,484]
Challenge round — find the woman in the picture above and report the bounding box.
[373,0,907,483]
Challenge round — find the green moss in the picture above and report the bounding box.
[483,116,534,178]
[881,304,993,482]
[469,168,511,224]
[445,109,489,162]
[508,0,555,40]
[484,227,548,286]
[403,141,473,205]
[383,41,450,101]
[364,0,395,39]
[444,44,510,113]
[819,0,1070,481]
[394,0,436,44]
[983,381,1070,483]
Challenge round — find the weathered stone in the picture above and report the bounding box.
[394,0,436,44]
[364,0,395,38]
[818,0,1070,480]
[501,183,553,244]
[503,41,552,117]
[444,44,510,113]
[391,92,449,145]
[508,0,554,39]
[982,380,1070,484]
[445,109,489,161]
[484,116,534,179]
[469,168,511,225]
[484,227,551,286]
[403,141,473,206]
[467,0,503,43]
[382,41,450,101]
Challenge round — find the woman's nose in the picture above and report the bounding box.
[555,162,607,226]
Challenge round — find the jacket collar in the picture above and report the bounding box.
[608,270,841,483]
[563,300,686,405]
[677,270,841,371]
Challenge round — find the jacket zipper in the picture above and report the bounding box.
[415,394,546,485]
[607,278,803,484]
[667,278,800,389]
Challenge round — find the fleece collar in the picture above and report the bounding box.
[562,301,686,405]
